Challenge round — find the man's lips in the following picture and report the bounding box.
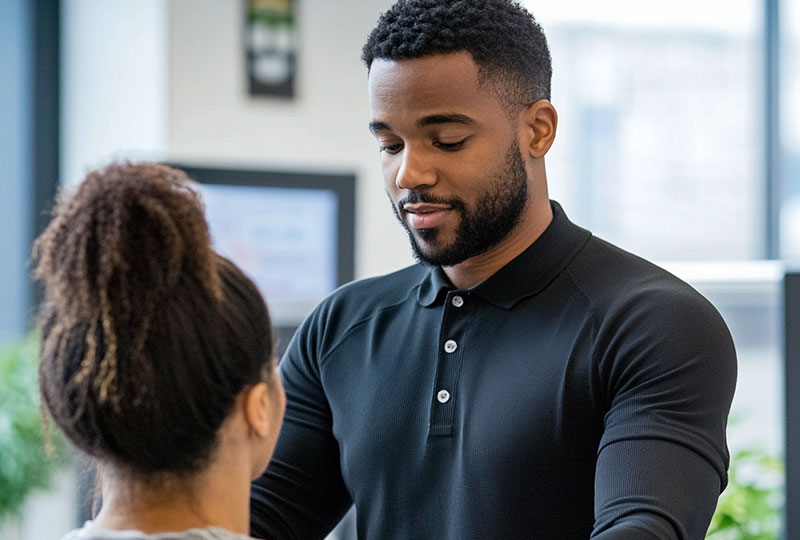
[402,203,453,229]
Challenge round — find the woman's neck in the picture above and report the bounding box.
[91,458,251,535]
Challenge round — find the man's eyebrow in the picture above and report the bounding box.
[369,121,391,133]
[417,114,476,128]
[369,114,476,134]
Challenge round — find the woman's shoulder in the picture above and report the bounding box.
[60,523,256,540]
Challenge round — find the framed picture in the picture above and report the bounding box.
[245,0,297,97]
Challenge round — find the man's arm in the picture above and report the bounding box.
[590,287,737,539]
[592,439,723,539]
[250,315,353,540]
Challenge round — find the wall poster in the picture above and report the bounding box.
[245,0,296,97]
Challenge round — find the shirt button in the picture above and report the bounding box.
[444,340,457,353]
[451,295,464,307]
[437,390,451,403]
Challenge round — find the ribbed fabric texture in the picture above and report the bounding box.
[251,201,736,540]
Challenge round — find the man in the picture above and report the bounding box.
[250,1,737,539]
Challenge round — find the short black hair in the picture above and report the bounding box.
[362,0,552,106]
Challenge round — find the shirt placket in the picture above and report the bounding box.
[429,290,472,438]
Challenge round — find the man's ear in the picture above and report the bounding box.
[521,99,558,159]
[243,382,272,438]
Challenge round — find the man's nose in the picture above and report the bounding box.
[395,146,437,191]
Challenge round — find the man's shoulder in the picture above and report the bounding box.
[337,263,427,295]
[282,263,429,364]
[326,263,427,306]
[567,235,735,383]
[303,263,428,328]
[567,235,723,324]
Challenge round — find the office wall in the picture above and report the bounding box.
[61,0,168,188]
[167,0,411,279]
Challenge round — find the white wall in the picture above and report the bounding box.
[167,0,411,279]
[0,468,78,540]
[61,0,168,187]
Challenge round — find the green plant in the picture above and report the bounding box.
[706,446,783,540]
[0,333,65,524]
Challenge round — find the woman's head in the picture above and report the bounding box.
[33,162,283,478]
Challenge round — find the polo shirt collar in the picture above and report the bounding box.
[415,201,591,308]
[416,264,452,306]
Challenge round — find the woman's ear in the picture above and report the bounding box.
[243,382,272,438]
[521,99,558,159]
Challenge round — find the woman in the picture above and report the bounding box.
[33,162,285,540]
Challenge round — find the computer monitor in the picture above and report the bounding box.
[170,164,356,333]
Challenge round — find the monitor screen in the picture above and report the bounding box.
[196,183,338,302]
[170,164,356,326]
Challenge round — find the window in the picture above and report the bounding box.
[781,0,800,259]
[527,0,763,260]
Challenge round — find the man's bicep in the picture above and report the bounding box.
[250,415,353,540]
[250,339,352,540]
[592,438,722,540]
[591,289,736,539]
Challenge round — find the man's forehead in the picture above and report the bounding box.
[368,53,486,109]
[368,52,479,81]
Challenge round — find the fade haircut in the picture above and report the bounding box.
[362,0,552,109]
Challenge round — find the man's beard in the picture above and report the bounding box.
[390,141,529,267]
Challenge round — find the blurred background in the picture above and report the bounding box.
[0,0,798,539]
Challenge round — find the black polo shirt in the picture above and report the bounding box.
[251,202,736,540]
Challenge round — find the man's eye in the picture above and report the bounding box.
[435,139,467,151]
[379,143,403,154]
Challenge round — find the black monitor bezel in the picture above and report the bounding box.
[168,163,356,290]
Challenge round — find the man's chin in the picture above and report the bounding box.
[404,226,460,265]
[410,240,461,267]
[409,237,438,265]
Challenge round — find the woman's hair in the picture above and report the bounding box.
[33,162,276,475]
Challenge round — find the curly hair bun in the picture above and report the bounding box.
[34,162,220,322]
[33,162,275,475]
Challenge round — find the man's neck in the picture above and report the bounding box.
[443,201,553,290]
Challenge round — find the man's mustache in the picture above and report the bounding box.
[397,192,465,212]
